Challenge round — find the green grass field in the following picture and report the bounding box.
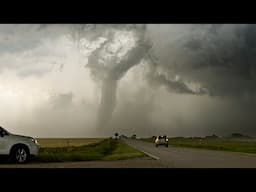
[37,138,103,148]
[103,141,145,160]
[34,139,145,162]
[142,137,256,154]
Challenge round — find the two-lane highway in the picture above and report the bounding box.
[124,139,256,168]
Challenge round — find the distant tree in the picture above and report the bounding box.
[232,133,243,137]
[205,134,218,139]
[115,132,119,139]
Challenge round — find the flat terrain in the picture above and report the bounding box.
[0,139,149,167]
[142,137,256,154]
[37,138,103,148]
[34,139,145,162]
[2,138,256,168]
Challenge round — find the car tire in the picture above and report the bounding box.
[10,146,30,164]
[156,144,158,147]
[166,144,168,147]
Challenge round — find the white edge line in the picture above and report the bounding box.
[140,150,160,160]
[126,142,160,160]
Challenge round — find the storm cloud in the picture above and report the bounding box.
[146,24,256,97]
[1,24,256,138]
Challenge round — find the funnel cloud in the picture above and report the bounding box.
[0,24,256,138]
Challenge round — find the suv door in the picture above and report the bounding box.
[0,128,9,154]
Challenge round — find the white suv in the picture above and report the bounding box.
[0,126,40,163]
[155,135,168,147]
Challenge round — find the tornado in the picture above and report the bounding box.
[97,78,117,133]
[84,24,152,134]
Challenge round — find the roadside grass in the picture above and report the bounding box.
[33,139,145,162]
[37,138,103,148]
[103,141,145,160]
[141,137,256,154]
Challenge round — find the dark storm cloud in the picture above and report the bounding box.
[150,73,205,95]
[2,24,256,98]
[68,24,256,136]
[147,24,256,98]
[2,24,256,137]
[59,25,151,135]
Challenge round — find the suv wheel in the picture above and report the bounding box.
[156,144,158,147]
[10,146,29,163]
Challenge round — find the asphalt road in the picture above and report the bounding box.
[1,139,256,168]
[124,139,256,168]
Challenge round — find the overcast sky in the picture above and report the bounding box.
[0,24,256,138]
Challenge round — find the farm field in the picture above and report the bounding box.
[141,137,256,155]
[37,138,104,148]
[33,138,145,162]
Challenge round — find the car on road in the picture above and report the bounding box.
[0,126,40,163]
[155,135,168,147]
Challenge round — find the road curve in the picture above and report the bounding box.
[124,139,256,168]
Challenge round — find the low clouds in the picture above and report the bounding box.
[1,24,256,137]
[48,92,73,109]
[147,24,256,98]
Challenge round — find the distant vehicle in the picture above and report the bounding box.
[0,126,40,163]
[155,135,168,147]
[131,134,136,139]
